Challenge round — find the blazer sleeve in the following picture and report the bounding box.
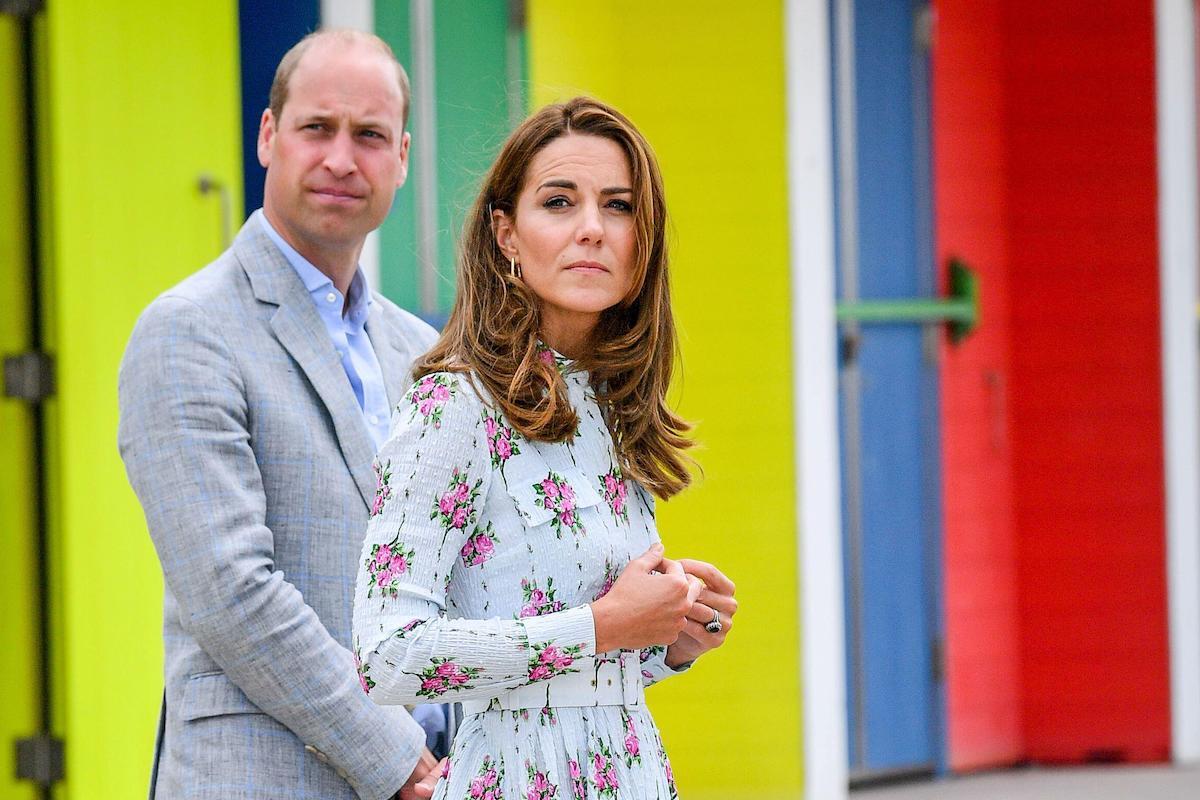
[353,374,597,706]
[118,295,423,800]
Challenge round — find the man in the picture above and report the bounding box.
[119,30,445,799]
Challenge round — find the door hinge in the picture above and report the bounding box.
[0,0,44,18]
[931,636,945,684]
[15,734,64,785]
[3,351,55,402]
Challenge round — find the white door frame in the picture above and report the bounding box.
[1155,0,1200,765]
[786,0,849,796]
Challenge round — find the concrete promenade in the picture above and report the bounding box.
[852,765,1200,800]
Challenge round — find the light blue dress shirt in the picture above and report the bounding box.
[259,211,392,450]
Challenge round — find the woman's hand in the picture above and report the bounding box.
[664,559,737,668]
[590,543,703,652]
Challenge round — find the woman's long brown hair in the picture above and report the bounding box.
[414,97,693,499]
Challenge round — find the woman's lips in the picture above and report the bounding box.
[566,261,609,274]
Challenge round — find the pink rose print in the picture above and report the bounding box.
[431,469,482,535]
[468,756,504,800]
[518,577,566,618]
[524,761,558,800]
[483,411,522,471]
[354,650,374,694]
[621,711,642,767]
[593,559,620,601]
[568,759,586,800]
[460,522,499,567]
[598,466,629,524]
[527,641,583,682]
[665,755,677,799]
[364,537,416,599]
[408,374,456,428]
[589,740,620,798]
[441,759,451,780]
[415,657,482,699]
[370,459,393,517]
[532,472,585,538]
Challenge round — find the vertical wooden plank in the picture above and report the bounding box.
[527,3,802,798]
[0,15,39,800]
[41,1,243,795]
[932,0,1024,771]
[1004,1,1171,763]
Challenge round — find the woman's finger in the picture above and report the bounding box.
[678,558,735,596]
[685,602,733,633]
[696,588,738,616]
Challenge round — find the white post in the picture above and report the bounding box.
[786,0,849,796]
[1155,0,1200,764]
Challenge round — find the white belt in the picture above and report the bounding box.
[460,651,643,715]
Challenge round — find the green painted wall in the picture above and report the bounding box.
[0,17,39,800]
[40,2,243,797]
[376,0,519,320]
[527,3,803,798]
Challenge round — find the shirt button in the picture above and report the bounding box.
[325,292,337,303]
[369,414,380,425]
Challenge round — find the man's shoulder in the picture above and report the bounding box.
[151,250,249,313]
[370,291,439,349]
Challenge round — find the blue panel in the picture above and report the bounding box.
[836,0,943,776]
[238,0,320,218]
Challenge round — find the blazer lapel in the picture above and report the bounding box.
[235,213,378,511]
[365,300,419,411]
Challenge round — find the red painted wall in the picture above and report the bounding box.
[1004,1,1169,763]
[932,0,1024,771]
[935,0,1171,767]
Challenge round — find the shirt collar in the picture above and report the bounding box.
[257,209,374,324]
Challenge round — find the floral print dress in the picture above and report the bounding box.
[353,356,684,800]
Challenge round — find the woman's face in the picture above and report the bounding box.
[494,133,638,350]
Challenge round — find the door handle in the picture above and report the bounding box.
[836,258,979,344]
[197,173,232,250]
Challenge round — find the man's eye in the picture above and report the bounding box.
[361,130,384,140]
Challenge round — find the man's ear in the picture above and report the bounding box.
[492,208,519,260]
[257,108,276,169]
[395,130,412,189]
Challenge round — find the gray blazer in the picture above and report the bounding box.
[118,213,437,800]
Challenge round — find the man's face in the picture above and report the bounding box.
[257,42,410,259]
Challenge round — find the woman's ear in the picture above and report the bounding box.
[492,208,518,260]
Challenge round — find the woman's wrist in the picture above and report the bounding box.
[589,599,615,652]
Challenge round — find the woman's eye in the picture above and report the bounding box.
[543,196,571,209]
[607,199,633,213]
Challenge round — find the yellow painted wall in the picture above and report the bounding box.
[0,17,39,800]
[528,4,803,798]
[40,2,243,797]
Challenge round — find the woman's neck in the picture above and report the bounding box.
[539,308,598,360]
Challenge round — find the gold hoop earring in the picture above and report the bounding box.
[510,256,522,279]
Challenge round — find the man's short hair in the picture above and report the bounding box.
[268,29,412,130]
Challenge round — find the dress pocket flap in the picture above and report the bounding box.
[179,672,262,721]
[500,446,603,529]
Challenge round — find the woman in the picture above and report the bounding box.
[353,97,736,799]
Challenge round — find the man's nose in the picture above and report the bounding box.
[322,129,357,177]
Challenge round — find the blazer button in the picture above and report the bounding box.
[304,745,329,764]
